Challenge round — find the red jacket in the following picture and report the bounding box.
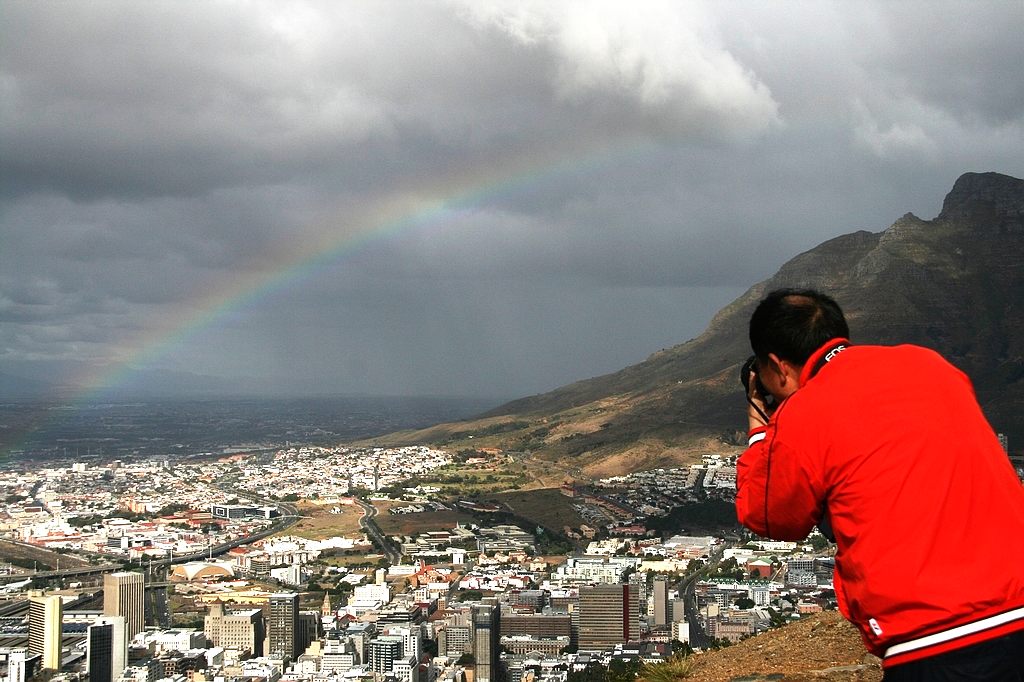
[736,339,1024,666]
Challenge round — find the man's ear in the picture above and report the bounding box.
[767,353,801,389]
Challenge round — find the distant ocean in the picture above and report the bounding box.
[0,395,503,466]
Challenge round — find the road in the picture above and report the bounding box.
[354,498,401,564]
[676,540,725,650]
[0,504,300,583]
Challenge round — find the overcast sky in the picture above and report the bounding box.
[2,1,1023,399]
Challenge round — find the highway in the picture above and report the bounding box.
[0,503,300,583]
[354,498,401,564]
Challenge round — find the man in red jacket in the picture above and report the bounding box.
[736,288,1024,680]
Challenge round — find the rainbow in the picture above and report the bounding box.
[3,135,659,458]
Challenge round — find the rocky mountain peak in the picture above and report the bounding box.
[937,171,1024,226]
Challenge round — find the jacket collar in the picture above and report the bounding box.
[799,338,852,386]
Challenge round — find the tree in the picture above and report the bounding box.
[734,597,756,610]
[457,589,484,602]
[567,661,605,682]
[809,534,831,551]
[669,640,694,657]
[606,658,641,682]
[157,502,191,516]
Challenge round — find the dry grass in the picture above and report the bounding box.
[638,655,699,682]
[284,501,364,540]
[490,488,586,533]
[0,539,92,572]
[582,435,735,478]
[686,611,883,681]
[373,509,477,536]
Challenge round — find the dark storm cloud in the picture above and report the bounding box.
[1,0,1022,397]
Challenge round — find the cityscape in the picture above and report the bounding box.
[0,438,845,682]
[4,2,1023,680]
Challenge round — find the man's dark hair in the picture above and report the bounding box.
[749,288,849,365]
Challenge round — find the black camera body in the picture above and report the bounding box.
[740,355,770,398]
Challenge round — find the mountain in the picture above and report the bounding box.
[382,172,1024,476]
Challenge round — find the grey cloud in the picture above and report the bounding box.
[1,1,1022,397]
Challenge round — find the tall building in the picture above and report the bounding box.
[392,655,419,682]
[267,593,299,661]
[471,603,501,682]
[204,604,264,656]
[321,636,358,673]
[368,636,404,675]
[103,572,145,639]
[500,612,571,640]
[652,578,670,627]
[6,648,29,682]
[297,611,321,657]
[438,620,472,657]
[87,616,127,682]
[578,584,640,650]
[671,599,686,624]
[28,594,63,670]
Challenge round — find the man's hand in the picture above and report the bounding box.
[747,371,771,431]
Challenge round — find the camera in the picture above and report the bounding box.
[740,355,770,397]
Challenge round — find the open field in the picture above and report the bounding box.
[319,554,385,568]
[282,501,364,540]
[0,539,92,573]
[490,488,587,534]
[402,455,531,496]
[374,509,477,537]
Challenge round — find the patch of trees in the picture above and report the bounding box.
[711,557,745,581]
[156,502,191,516]
[567,658,641,682]
[644,498,737,534]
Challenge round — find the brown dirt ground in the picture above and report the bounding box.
[0,539,92,572]
[683,611,883,681]
[284,501,364,540]
[373,509,477,536]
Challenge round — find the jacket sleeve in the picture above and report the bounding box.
[735,419,827,541]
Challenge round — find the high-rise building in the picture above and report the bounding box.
[103,572,145,639]
[673,619,690,644]
[392,654,419,682]
[28,594,63,670]
[321,636,358,673]
[368,636,404,675]
[652,578,670,627]
[471,603,501,682]
[204,604,264,656]
[268,593,299,661]
[297,611,321,657]
[87,616,127,682]
[578,584,640,650]
[671,596,688,622]
[7,647,30,682]
[500,611,571,640]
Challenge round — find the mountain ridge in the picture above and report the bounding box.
[376,172,1024,475]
